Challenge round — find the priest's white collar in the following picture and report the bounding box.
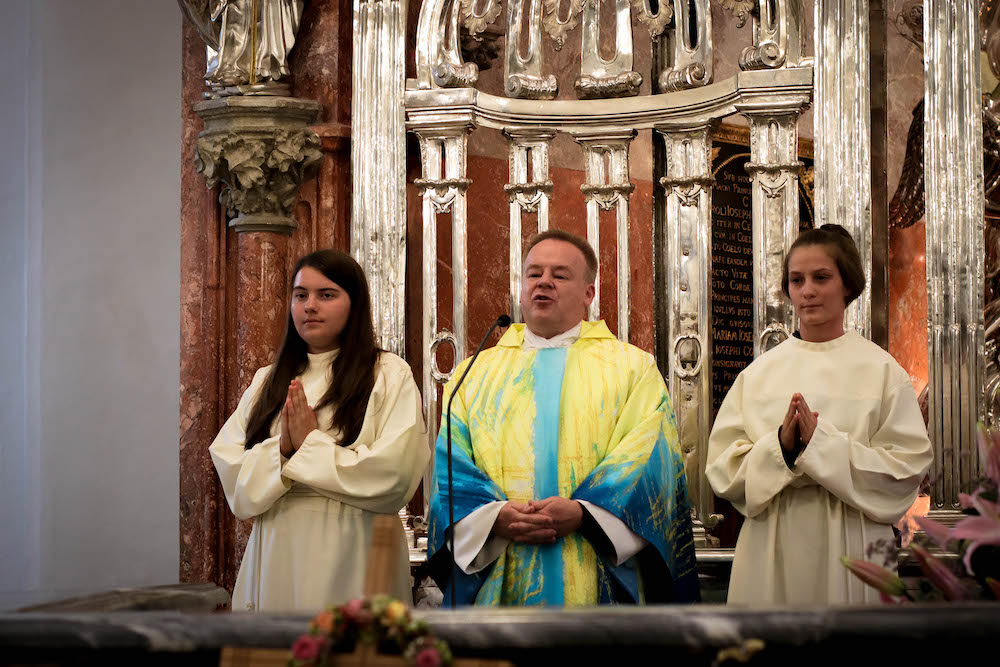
[522,322,583,350]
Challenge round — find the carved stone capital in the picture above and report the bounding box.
[193,96,322,233]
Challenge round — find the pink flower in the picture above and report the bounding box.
[950,514,1000,575]
[840,556,907,597]
[914,515,953,550]
[909,544,971,601]
[341,598,365,623]
[291,634,324,662]
[415,647,442,667]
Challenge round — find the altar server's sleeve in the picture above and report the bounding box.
[706,372,802,518]
[281,355,429,514]
[209,367,293,520]
[794,380,933,523]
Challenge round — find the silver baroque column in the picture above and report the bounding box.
[573,130,637,340]
[505,129,555,322]
[352,0,408,354]
[814,0,874,337]
[411,118,474,501]
[657,123,721,545]
[923,0,986,522]
[736,105,808,356]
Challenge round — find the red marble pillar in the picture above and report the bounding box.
[179,20,228,587]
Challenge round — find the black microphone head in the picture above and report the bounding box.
[496,314,512,327]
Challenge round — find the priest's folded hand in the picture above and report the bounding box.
[493,501,557,544]
[530,497,584,538]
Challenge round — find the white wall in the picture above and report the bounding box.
[0,0,181,610]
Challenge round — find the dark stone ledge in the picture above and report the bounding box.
[1,604,997,665]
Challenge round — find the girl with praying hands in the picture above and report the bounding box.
[210,250,428,612]
[706,225,932,605]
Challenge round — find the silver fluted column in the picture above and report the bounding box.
[411,119,474,505]
[814,0,873,338]
[657,123,721,545]
[504,129,555,322]
[574,130,636,340]
[737,105,808,356]
[352,0,408,354]
[923,0,986,522]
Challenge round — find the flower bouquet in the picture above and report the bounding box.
[842,423,1000,602]
[288,596,452,667]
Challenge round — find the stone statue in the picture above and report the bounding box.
[178,0,307,96]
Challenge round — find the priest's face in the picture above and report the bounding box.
[291,266,352,353]
[786,244,850,340]
[520,239,595,338]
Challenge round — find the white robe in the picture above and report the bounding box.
[706,331,932,605]
[210,350,429,612]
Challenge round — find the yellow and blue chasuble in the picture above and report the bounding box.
[428,321,699,606]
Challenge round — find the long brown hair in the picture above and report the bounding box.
[244,250,381,449]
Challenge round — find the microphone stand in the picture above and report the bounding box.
[446,313,511,608]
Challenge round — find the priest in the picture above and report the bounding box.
[427,230,699,606]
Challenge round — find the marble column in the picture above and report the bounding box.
[179,19,228,589]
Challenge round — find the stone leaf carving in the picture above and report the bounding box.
[194,128,322,218]
[542,0,586,50]
[717,0,755,28]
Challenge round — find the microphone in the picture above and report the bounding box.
[445,314,511,607]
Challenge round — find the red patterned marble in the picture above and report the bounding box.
[179,20,229,588]
[888,222,928,392]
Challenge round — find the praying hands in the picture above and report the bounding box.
[779,392,819,453]
[280,380,318,458]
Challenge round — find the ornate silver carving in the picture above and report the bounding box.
[542,0,586,50]
[656,123,721,537]
[924,0,986,520]
[736,102,809,357]
[574,0,642,99]
[403,4,817,544]
[352,0,409,355]
[408,116,474,506]
[461,0,503,38]
[718,0,756,28]
[506,0,559,99]
[630,0,674,38]
[416,0,480,89]
[505,129,555,322]
[657,0,713,93]
[178,0,307,97]
[739,0,805,70]
[574,131,636,338]
[193,96,322,232]
[814,0,873,338]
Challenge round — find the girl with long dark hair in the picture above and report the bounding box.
[210,250,428,612]
[706,225,932,605]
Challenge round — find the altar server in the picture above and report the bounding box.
[210,250,428,612]
[707,224,932,605]
[427,230,699,606]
